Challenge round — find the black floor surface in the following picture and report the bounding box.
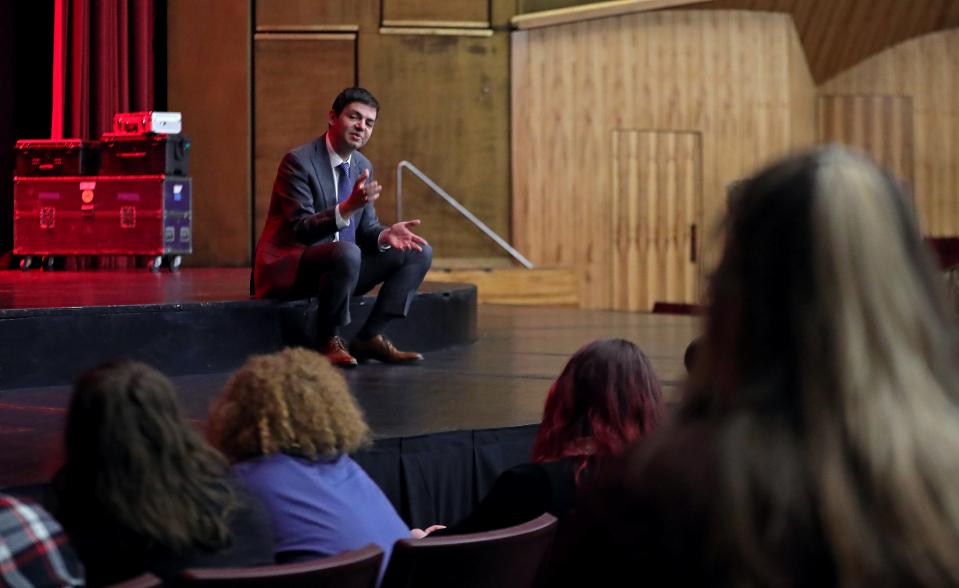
[0,304,699,488]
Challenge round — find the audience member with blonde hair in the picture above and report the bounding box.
[207,347,418,575]
[51,360,273,586]
[561,146,959,587]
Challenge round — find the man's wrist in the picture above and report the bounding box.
[377,229,391,251]
[334,204,350,229]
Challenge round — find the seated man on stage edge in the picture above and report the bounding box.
[253,87,432,367]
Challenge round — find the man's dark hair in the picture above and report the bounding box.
[332,87,380,115]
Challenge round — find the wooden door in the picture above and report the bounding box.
[611,130,703,311]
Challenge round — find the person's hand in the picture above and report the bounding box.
[382,219,429,251]
[342,169,382,217]
[410,524,446,539]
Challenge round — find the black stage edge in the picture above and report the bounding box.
[0,270,476,389]
[0,294,701,527]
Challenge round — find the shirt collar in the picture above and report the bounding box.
[325,132,352,169]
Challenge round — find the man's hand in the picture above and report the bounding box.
[341,168,382,218]
[381,219,429,251]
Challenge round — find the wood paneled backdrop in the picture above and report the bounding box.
[820,29,959,237]
[167,0,959,310]
[167,0,250,266]
[512,10,815,309]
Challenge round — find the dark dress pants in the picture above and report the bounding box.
[294,241,433,335]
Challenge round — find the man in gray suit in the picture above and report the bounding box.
[253,87,432,367]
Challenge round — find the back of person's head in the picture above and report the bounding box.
[531,338,663,474]
[62,359,233,552]
[209,347,371,463]
[331,87,379,115]
[686,146,959,585]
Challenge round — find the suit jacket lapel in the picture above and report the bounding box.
[312,133,335,208]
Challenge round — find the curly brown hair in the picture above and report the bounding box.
[208,347,371,462]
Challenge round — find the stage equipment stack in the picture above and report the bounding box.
[13,112,192,272]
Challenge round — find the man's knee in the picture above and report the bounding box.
[410,243,433,270]
[331,241,362,275]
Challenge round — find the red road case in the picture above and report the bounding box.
[13,175,192,271]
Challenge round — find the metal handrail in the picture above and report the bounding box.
[396,160,534,269]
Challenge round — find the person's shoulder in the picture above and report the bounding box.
[0,493,54,525]
[352,149,373,170]
[287,138,323,160]
[507,460,569,482]
[597,421,719,518]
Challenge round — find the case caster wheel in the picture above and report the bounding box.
[19,256,33,271]
[42,256,55,271]
[148,255,163,272]
[168,255,182,273]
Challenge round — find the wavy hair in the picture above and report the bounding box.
[531,338,663,480]
[60,360,234,552]
[686,146,959,586]
[208,347,371,462]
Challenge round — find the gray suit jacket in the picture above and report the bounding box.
[253,133,386,298]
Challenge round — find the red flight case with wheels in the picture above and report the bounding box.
[12,175,192,271]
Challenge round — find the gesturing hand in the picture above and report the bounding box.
[342,169,382,217]
[382,219,429,252]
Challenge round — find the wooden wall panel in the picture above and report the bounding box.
[789,24,817,149]
[253,35,356,241]
[819,29,959,236]
[512,10,817,308]
[690,0,959,82]
[817,94,915,193]
[611,131,703,311]
[255,0,362,29]
[167,0,251,266]
[512,1,959,82]
[358,32,510,259]
[382,0,488,26]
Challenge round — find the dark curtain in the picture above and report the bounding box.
[52,0,154,141]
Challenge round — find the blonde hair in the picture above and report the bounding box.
[687,146,959,586]
[809,149,959,585]
[208,347,371,462]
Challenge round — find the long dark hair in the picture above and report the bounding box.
[60,360,235,552]
[685,147,959,586]
[531,338,663,480]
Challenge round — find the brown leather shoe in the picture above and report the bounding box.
[350,334,423,363]
[318,336,358,368]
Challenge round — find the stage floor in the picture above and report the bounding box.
[0,269,700,489]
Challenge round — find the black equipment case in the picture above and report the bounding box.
[15,139,99,176]
[99,133,190,176]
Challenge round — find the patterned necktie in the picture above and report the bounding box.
[336,161,356,243]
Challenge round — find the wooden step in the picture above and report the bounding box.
[430,257,515,270]
[427,266,579,307]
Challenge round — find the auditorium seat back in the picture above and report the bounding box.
[380,513,558,588]
[104,573,163,588]
[176,543,383,587]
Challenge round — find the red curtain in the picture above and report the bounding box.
[50,0,155,268]
[51,0,154,140]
